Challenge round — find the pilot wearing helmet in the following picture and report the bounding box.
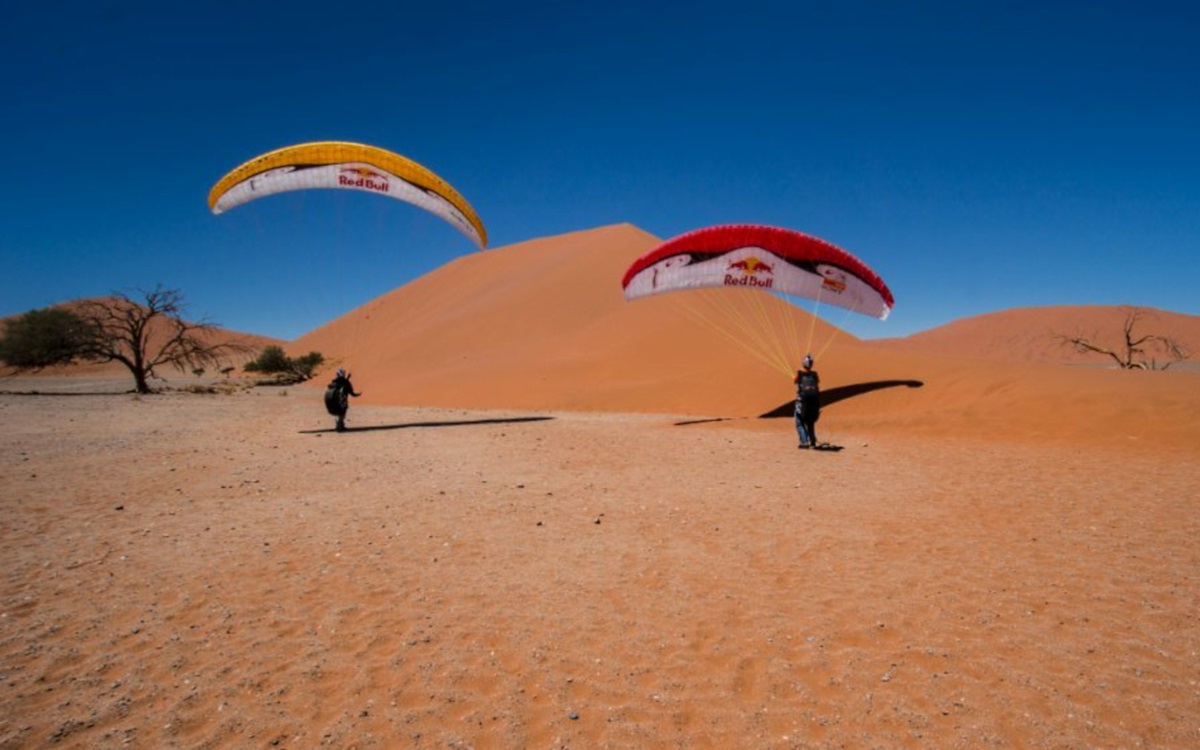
[793,354,821,449]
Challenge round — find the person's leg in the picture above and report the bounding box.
[795,404,809,447]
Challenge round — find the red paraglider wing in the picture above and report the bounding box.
[622,224,894,320]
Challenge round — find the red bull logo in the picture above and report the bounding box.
[338,167,391,194]
[724,256,775,289]
[822,276,846,293]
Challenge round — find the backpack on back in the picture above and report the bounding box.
[324,380,348,416]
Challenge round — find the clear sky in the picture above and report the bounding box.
[2,0,1197,340]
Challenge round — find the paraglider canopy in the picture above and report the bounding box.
[208,141,488,249]
[622,224,893,320]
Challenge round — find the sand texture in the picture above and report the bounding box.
[2,224,1198,748]
[1,381,1198,749]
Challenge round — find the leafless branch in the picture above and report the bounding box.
[1056,306,1189,370]
[73,285,253,393]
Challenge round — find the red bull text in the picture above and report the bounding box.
[339,167,391,194]
[725,256,775,289]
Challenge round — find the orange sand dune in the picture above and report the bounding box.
[877,304,1200,366]
[292,224,1200,453]
[294,224,850,417]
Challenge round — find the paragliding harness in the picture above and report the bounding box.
[324,377,351,418]
[797,370,820,398]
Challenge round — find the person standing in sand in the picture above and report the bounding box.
[324,369,362,432]
[793,354,821,449]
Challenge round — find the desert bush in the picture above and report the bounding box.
[243,346,325,384]
[0,308,95,369]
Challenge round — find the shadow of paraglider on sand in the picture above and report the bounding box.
[300,415,554,435]
[672,380,923,427]
[756,379,924,419]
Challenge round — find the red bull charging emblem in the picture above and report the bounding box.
[821,276,847,293]
[724,256,775,289]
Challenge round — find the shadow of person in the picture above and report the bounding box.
[300,416,554,434]
[812,443,844,452]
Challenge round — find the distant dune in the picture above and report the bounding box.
[876,305,1200,367]
[288,224,1199,451]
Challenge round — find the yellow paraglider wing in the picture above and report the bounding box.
[207,141,488,249]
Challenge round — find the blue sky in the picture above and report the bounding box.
[2,0,1197,340]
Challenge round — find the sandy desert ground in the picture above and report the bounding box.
[1,371,1198,749]
[3,224,1198,748]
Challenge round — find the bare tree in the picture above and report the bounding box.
[73,285,252,393]
[1057,306,1189,370]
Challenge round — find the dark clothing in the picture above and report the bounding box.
[324,374,360,431]
[793,368,820,447]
